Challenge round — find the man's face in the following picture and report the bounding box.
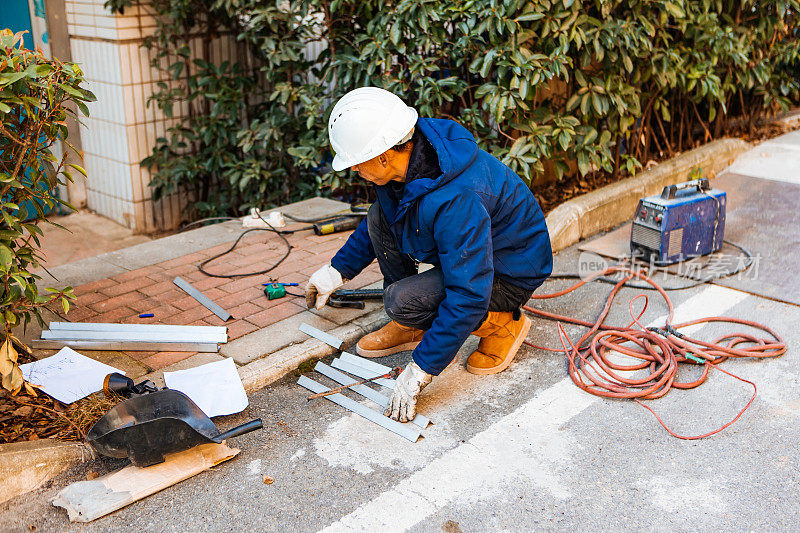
[351,156,394,186]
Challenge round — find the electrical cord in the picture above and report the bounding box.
[523,265,786,440]
[197,212,315,279]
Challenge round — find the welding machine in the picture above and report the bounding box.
[630,178,726,265]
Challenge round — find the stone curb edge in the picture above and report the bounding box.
[1,137,751,505]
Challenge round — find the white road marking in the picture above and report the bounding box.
[320,285,748,532]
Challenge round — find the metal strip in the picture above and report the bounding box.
[31,340,219,352]
[314,362,430,428]
[47,322,227,341]
[297,376,421,443]
[299,323,343,350]
[339,351,393,375]
[173,276,232,321]
[331,358,396,389]
[41,330,225,343]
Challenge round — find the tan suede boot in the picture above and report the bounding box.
[466,311,531,375]
[357,321,425,358]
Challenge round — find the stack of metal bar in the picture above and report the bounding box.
[34,322,227,352]
[298,345,431,442]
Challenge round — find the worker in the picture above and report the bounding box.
[306,87,553,422]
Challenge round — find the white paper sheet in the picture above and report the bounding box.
[19,347,124,404]
[163,358,248,418]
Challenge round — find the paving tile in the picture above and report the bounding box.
[90,291,141,312]
[78,350,149,380]
[226,319,259,340]
[190,275,229,292]
[73,277,119,296]
[143,351,198,370]
[202,315,229,327]
[100,276,154,297]
[162,263,198,278]
[63,305,100,322]
[227,302,261,320]
[168,306,213,325]
[221,310,337,364]
[217,277,263,294]
[93,306,139,323]
[139,280,176,297]
[123,350,158,362]
[215,287,263,309]
[112,265,164,283]
[74,291,107,307]
[245,300,305,328]
[173,295,201,311]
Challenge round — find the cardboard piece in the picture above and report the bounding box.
[52,443,239,522]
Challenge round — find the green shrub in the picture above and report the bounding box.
[0,29,95,392]
[108,0,800,219]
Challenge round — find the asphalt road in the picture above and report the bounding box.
[2,170,799,532]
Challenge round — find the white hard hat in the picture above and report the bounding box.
[328,87,418,171]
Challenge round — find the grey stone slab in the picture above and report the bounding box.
[36,257,128,290]
[266,197,351,221]
[220,311,337,364]
[98,221,243,271]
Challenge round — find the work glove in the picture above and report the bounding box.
[385,360,432,422]
[305,264,344,310]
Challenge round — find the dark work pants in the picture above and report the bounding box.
[367,203,532,330]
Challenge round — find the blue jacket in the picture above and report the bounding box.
[331,118,553,375]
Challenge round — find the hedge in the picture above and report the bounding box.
[106,0,800,219]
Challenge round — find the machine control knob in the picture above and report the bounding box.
[640,209,647,219]
[655,214,663,224]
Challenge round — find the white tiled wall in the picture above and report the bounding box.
[64,0,240,232]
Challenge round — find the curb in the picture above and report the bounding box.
[545,138,751,252]
[0,439,95,505]
[238,308,389,391]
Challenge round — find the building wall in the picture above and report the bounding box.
[62,0,241,233]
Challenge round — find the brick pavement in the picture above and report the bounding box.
[60,224,383,373]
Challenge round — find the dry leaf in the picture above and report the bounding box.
[263,476,274,485]
[85,470,99,481]
[12,406,33,417]
[23,382,38,397]
[0,339,16,376]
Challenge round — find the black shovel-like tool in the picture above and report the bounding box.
[87,389,262,467]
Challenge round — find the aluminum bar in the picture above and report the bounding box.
[315,362,430,428]
[173,276,232,321]
[330,358,396,389]
[47,322,227,341]
[297,375,421,443]
[299,323,343,350]
[31,340,219,352]
[340,351,394,375]
[41,330,225,343]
